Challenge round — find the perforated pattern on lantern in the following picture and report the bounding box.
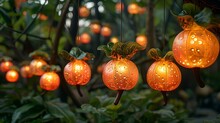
[64,60,91,85]
[147,60,181,91]
[173,23,219,68]
[40,72,60,91]
[20,65,33,78]
[30,59,47,76]
[102,59,139,91]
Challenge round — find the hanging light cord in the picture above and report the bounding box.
[120,0,123,42]
[163,0,166,43]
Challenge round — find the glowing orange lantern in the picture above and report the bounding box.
[103,58,139,91]
[64,59,91,86]
[20,65,33,78]
[15,0,26,10]
[136,35,148,49]
[115,2,124,13]
[97,63,106,73]
[0,61,13,73]
[30,59,47,76]
[173,22,219,68]
[101,26,112,37]
[79,6,90,18]
[80,33,91,44]
[147,59,181,91]
[38,13,48,21]
[128,3,139,14]
[138,7,146,14]
[146,49,182,105]
[90,22,101,34]
[110,37,119,44]
[6,70,19,82]
[40,72,60,91]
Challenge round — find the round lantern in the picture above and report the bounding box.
[101,26,112,37]
[102,58,139,91]
[128,3,139,14]
[110,37,119,44]
[80,33,91,44]
[40,72,60,91]
[136,35,148,49]
[115,2,124,13]
[0,61,13,73]
[79,6,90,18]
[147,59,181,91]
[30,58,47,76]
[64,59,91,86]
[90,23,101,34]
[6,70,19,82]
[20,65,33,78]
[172,22,219,68]
[147,49,182,105]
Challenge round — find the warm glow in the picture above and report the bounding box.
[128,3,139,14]
[79,6,90,18]
[20,65,33,78]
[64,60,91,86]
[40,72,60,91]
[147,60,181,91]
[30,59,47,76]
[101,26,112,37]
[102,58,139,91]
[110,37,119,44]
[172,22,219,68]
[6,70,19,82]
[80,33,91,44]
[136,35,148,49]
[0,61,13,73]
[90,23,101,34]
[115,2,124,13]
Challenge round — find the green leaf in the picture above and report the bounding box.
[97,42,114,58]
[29,50,50,61]
[194,8,212,26]
[164,51,174,61]
[112,42,143,59]
[182,3,200,16]
[0,7,11,26]
[45,101,75,123]
[59,50,75,61]
[11,104,35,123]
[106,104,121,111]
[69,47,87,60]
[147,48,162,60]
[153,109,175,118]
[81,104,97,113]
[96,95,115,106]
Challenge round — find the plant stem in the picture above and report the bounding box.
[50,0,71,64]
[192,67,205,88]
[114,90,124,105]
[161,91,168,106]
[76,85,83,97]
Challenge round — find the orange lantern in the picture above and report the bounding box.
[103,58,139,91]
[98,41,143,105]
[115,2,124,13]
[0,61,13,73]
[138,7,147,14]
[15,0,26,10]
[136,35,148,49]
[38,13,48,21]
[173,22,219,69]
[20,65,33,78]
[64,59,91,86]
[147,59,181,91]
[101,26,112,37]
[110,37,119,44]
[61,47,94,96]
[79,6,90,18]
[30,58,47,76]
[147,49,182,105]
[90,22,101,34]
[128,3,139,14]
[80,33,91,44]
[6,70,19,82]
[40,72,60,91]
[97,63,106,73]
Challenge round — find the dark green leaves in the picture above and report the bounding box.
[98,42,143,59]
[147,48,162,60]
[97,42,114,58]
[59,47,94,61]
[194,8,212,26]
[29,50,50,61]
